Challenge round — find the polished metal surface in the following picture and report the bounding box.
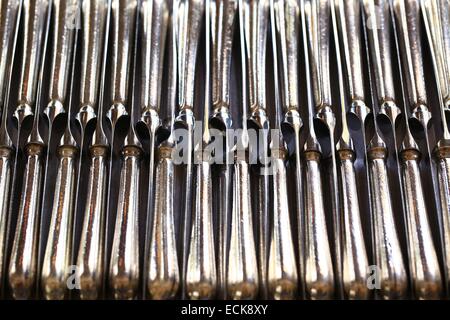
[0,0,21,292]
[301,0,335,300]
[76,0,110,301]
[40,0,78,300]
[362,0,407,300]
[144,0,177,301]
[211,0,236,299]
[390,0,443,299]
[0,0,449,302]
[0,0,21,108]
[8,0,51,300]
[108,0,138,300]
[175,0,203,299]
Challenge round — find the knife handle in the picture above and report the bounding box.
[147,145,179,300]
[267,154,298,300]
[0,147,13,287]
[227,158,258,300]
[368,144,408,299]
[41,145,77,300]
[401,149,442,299]
[304,150,335,299]
[337,149,369,299]
[186,159,217,300]
[76,145,108,300]
[8,142,44,299]
[109,145,141,300]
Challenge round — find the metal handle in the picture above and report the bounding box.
[0,0,21,107]
[76,145,108,300]
[227,158,258,300]
[337,150,369,299]
[177,0,204,110]
[147,144,179,300]
[335,0,364,104]
[368,140,407,299]
[393,0,428,115]
[140,0,168,118]
[46,0,76,114]
[8,143,45,299]
[273,0,299,112]
[363,0,396,105]
[106,0,137,125]
[186,160,217,300]
[268,155,298,300]
[401,148,442,299]
[304,0,331,110]
[435,144,450,293]
[304,150,335,299]
[78,0,108,125]
[212,0,237,112]
[243,0,269,114]
[41,145,77,300]
[109,145,141,300]
[0,147,13,287]
[15,0,49,123]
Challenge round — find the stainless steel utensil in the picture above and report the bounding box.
[8,0,51,300]
[40,0,78,300]
[301,0,335,300]
[76,0,110,300]
[390,0,442,299]
[108,0,139,300]
[361,0,408,300]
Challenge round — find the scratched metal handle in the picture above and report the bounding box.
[368,140,408,299]
[147,144,179,300]
[41,145,77,300]
[8,143,45,299]
[78,0,108,126]
[14,0,49,123]
[186,160,217,300]
[304,150,335,299]
[337,150,369,299]
[109,145,141,300]
[0,148,13,287]
[0,0,21,107]
[212,0,237,116]
[76,145,108,300]
[304,0,332,110]
[393,0,428,116]
[268,155,298,300]
[401,148,442,299]
[227,158,258,300]
[363,0,396,106]
[177,0,204,110]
